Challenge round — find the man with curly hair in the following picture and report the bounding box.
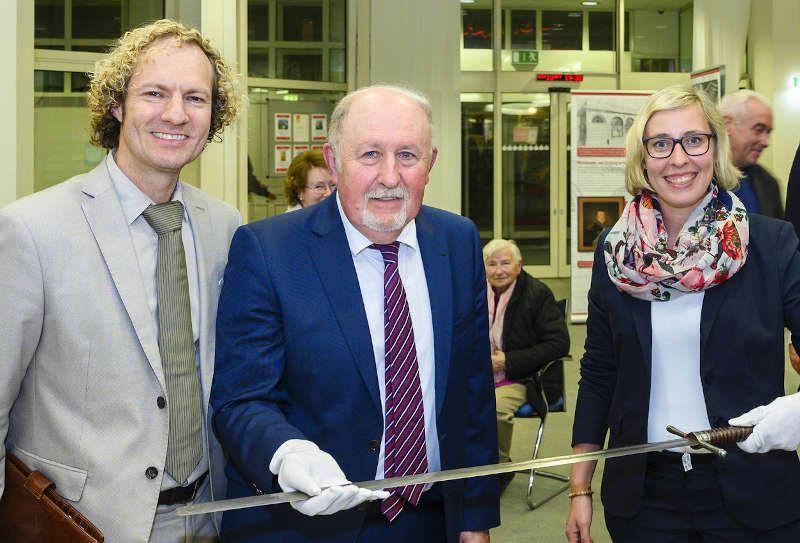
[0,19,241,543]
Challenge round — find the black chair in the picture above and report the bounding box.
[513,298,570,509]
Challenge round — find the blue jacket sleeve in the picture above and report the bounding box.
[459,226,501,531]
[211,225,305,491]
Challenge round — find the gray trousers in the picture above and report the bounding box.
[150,475,218,543]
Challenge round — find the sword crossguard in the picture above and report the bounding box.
[666,425,754,458]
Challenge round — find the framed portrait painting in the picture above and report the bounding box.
[578,196,625,252]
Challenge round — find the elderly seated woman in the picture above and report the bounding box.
[483,239,570,491]
[283,149,335,212]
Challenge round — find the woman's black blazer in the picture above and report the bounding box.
[572,209,800,530]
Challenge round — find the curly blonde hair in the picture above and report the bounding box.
[88,19,241,149]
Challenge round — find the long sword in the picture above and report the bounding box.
[176,425,751,517]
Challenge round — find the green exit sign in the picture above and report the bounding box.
[512,50,539,65]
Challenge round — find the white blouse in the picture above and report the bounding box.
[648,291,711,451]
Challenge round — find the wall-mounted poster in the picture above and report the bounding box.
[275,113,291,141]
[577,196,625,252]
[275,144,291,173]
[311,114,327,141]
[293,144,310,158]
[691,65,725,104]
[293,113,310,142]
[570,90,651,322]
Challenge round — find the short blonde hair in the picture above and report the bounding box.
[283,149,328,205]
[482,239,522,264]
[625,84,741,195]
[88,19,241,149]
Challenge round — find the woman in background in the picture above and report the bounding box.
[283,149,335,212]
[483,238,569,493]
[566,84,800,542]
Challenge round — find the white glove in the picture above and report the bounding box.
[269,439,389,516]
[729,393,800,453]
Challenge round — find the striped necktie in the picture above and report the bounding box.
[142,201,202,484]
[370,242,428,521]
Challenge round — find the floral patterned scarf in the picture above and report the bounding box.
[603,182,749,302]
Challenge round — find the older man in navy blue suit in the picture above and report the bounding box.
[211,85,500,542]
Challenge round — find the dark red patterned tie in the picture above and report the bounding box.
[370,242,428,522]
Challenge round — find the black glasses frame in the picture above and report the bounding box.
[642,133,715,159]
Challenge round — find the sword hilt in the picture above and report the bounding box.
[666,425,754,458]
[693,425,753,446]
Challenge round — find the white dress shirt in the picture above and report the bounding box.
[648,291,712,451]
[106,152,209,489]
[336,194,442,480]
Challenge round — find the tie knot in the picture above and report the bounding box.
[142,201,183,235]
[370,242,400,261]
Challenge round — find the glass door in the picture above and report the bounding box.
[498,91,569,277]
[461,89,571,278]
[500,93,551,270]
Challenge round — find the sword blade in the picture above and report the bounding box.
[177,437,689,516]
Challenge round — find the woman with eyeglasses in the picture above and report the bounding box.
[283,149,336,212]
[565,84,800,542]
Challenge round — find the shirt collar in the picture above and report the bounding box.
[335,192,419,256]
[106,151,187,226]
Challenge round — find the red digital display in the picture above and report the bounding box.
[536,73,584,82]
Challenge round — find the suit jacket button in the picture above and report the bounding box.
[157,396,166,409]
[368,439,380,452]
[145,466,159,479]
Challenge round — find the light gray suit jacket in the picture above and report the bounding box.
[0,160,240,542]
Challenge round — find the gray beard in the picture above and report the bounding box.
[361,186,409,232]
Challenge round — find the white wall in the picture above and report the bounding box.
[748,0,800,196]
[201,0,244,210]
[693,0,750,107]
[0,1,33,207]
[369,0,461,214]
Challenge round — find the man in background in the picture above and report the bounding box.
[0,20,241,542]
[720,89,783,218]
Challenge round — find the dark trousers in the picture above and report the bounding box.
[357,484,447,542]
[605,452,800,543]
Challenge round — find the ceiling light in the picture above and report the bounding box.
[582,1,599,5]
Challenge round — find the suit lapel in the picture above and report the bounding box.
[700,277,731,367]
[629,294,653,382]
[80,164,165,389]
[308,198,382,412]
[183,188,215,408]
[700,188,737,364]
[750,167,768,211]
[416,209,452,416]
